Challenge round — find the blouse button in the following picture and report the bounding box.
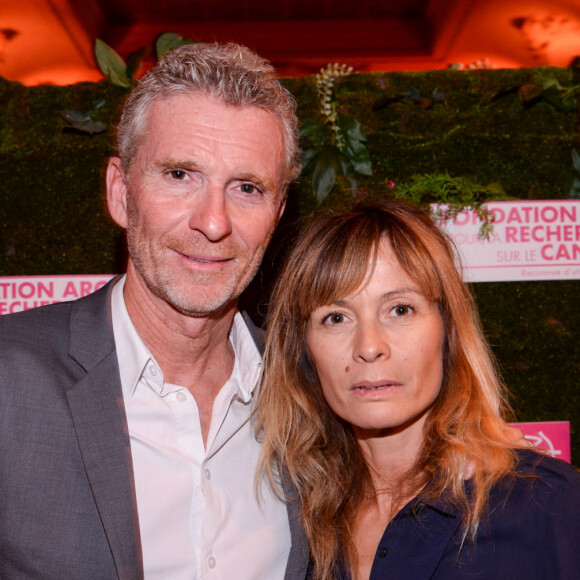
[377,546,388,558]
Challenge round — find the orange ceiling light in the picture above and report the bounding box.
[0,0,102,86]
[2,0,580,85]
[444,0,580,70]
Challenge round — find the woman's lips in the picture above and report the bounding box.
[351,380,402,392]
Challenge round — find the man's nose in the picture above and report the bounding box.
[188,186,232,242]
[353,322,389,363]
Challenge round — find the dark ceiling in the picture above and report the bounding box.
[71,0,451,75]
[94,0,431,22]
[5,0,579,86]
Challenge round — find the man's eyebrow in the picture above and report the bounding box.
[152,158,200,172]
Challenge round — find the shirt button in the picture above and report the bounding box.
[204,468,211,480]
[176,391,187,402]
[207,556,216,569]
[148,365,158,376]
[377,546,388,558]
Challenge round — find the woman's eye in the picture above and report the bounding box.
[393,304,412,316]
[323,312,345,325]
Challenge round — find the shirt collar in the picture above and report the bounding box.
[404,482,463,520]
[111,275,262,402]
[227,310,262,403]
[111,275,161,398]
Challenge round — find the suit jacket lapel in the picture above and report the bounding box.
[65,281,143,580]
[283,495,310,579]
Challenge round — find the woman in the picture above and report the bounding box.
[257,200,580,580]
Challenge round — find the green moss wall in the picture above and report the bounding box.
[0,67,579,463]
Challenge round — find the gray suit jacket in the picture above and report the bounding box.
[0,280,308,579]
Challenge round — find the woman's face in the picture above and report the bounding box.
[307,241,445,436]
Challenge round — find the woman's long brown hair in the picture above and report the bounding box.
[256,200,518,579]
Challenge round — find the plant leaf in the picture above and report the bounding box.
[155,33,196,59]
[401,87,421,101]
[483,181,506,199]
[309,146,350,203]
[339,117,372,176]
[432,89,446,102]
[59,110,106,135]
[532,72,563,91]
[543,86,576,112]
[339,117,366,143]
[299,120,328,146]
[572,149,580,173]
[312,159,336,203]
[59,110,90,124]
[569,178,580,199]
[300,146,323,171]
[126,48,147,81]
[342,136,372,175]
[518,83,543,104]
[94,39,132,88]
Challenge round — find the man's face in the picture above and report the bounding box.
[108,93,287,317]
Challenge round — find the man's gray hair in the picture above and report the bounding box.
[117,42,301,189]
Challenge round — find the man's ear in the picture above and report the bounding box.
[106,157,129,229]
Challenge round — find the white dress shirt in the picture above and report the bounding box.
[111,277,290,579]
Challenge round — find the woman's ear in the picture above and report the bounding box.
[106,157,129,229]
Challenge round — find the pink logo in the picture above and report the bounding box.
[510,421,571,463]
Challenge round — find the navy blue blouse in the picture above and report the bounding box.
[334,450,580,579]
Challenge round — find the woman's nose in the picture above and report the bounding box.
[353,322,389,362]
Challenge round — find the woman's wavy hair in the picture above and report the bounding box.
[116,42,300,190]
[257,200,518,580]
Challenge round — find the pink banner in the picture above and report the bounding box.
[511,421,571,463]
[0,275,115,315]
[436,200,580,282]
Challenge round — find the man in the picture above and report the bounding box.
[0,43,307,579]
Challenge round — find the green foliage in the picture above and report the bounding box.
[300,63,372,203]
[301,117,372,203]
[155,33,197,59]
[59,99,107,135]
[94,39,134,88]
[95,33,196,88]
[372,86,447,111]
[491,71,580,112]
[339,117,373,176]
[392,172,507,239]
